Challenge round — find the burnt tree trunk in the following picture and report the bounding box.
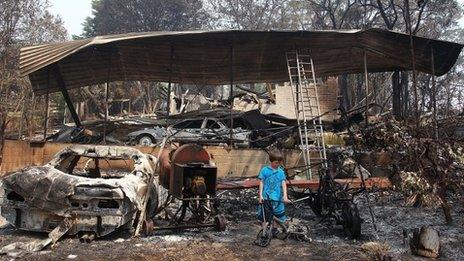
[356,74,364,105]
[401,71,410,118]
[392,70,402,119]
[339,74,350,110]
[0,113,7,165]
[438,191,452,224]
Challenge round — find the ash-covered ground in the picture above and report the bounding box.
[0,189,462,260]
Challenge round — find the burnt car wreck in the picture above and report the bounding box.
[0,145,160,238]
[127,117,251,147]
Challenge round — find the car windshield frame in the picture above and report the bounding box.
[172,119,204,129]
[53,151,137,178]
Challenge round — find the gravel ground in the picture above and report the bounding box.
[0,189,462,260]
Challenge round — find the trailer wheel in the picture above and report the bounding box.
[214,215,227,231]
[146,185,159,219]
[129,185,159,233]
[341,202,361,239]
[308,194,323,217]
[142,219,154,235]
[256,227,272,247]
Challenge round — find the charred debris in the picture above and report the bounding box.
[0,29,463,259]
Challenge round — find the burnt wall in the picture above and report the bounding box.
[0,140,309,179]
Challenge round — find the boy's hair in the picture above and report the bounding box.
[268,150,284,162]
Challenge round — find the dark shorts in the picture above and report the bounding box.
[257,200,287,223]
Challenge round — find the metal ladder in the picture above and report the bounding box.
[286,50,328,179]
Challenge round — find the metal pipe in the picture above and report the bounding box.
[79,233,88,243]
[178,197,217,201]
[229,43,234,147]
[43,68,51,140]
[104,82,108,144]
[363,50,369,125]
[134,130,171,237]
[79,232,95,243]
[167,44,174,119]
[153,223,217,231]
[29,92,36,139]
[86,233,95,243]
[43,91,50,140]
[431,47,438,139]
[104,55,112,144]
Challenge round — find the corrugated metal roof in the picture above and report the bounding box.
[20,29,463,95]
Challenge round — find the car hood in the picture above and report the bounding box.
[1,166,146,216]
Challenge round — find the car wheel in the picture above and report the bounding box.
[137,134,155,146]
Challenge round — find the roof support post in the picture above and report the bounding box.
[167,44,174,119]
[229,43,234,147]
[104,55,112,144]
[404,0,419,124]
[411,38,419,125]
[53,64,81,127]
[431,47,438,140]
[363,50,369,125]
[43,91,50,140]
[104,82,109,144]
[43,68,50,140]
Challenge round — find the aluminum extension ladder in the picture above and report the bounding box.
[286,50,328,179]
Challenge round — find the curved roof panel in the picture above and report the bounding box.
[20,29,463,95]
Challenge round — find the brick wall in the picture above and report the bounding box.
[234,77,340,121]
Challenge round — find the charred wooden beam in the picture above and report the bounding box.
[52,64,81,127]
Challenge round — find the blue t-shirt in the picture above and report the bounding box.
[258,165,286,201]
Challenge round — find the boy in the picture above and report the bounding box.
[257,150,290,234]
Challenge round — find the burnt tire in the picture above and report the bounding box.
[309,194,323,217]
[214,215,227,231]
[256,228,272,247]
[146,184,159,219]
[341,202,361,239]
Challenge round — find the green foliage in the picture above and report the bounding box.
[82,0,210,37]
[0,0,68,138]
[206,0,304,30]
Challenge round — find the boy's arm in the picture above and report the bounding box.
[259,180,264,203]
[282,180,290,203]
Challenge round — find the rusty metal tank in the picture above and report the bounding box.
[158,144,213,197]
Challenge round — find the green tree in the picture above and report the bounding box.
[0,0,67,148]
[206,0,303,30]
[82,0,210,37]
